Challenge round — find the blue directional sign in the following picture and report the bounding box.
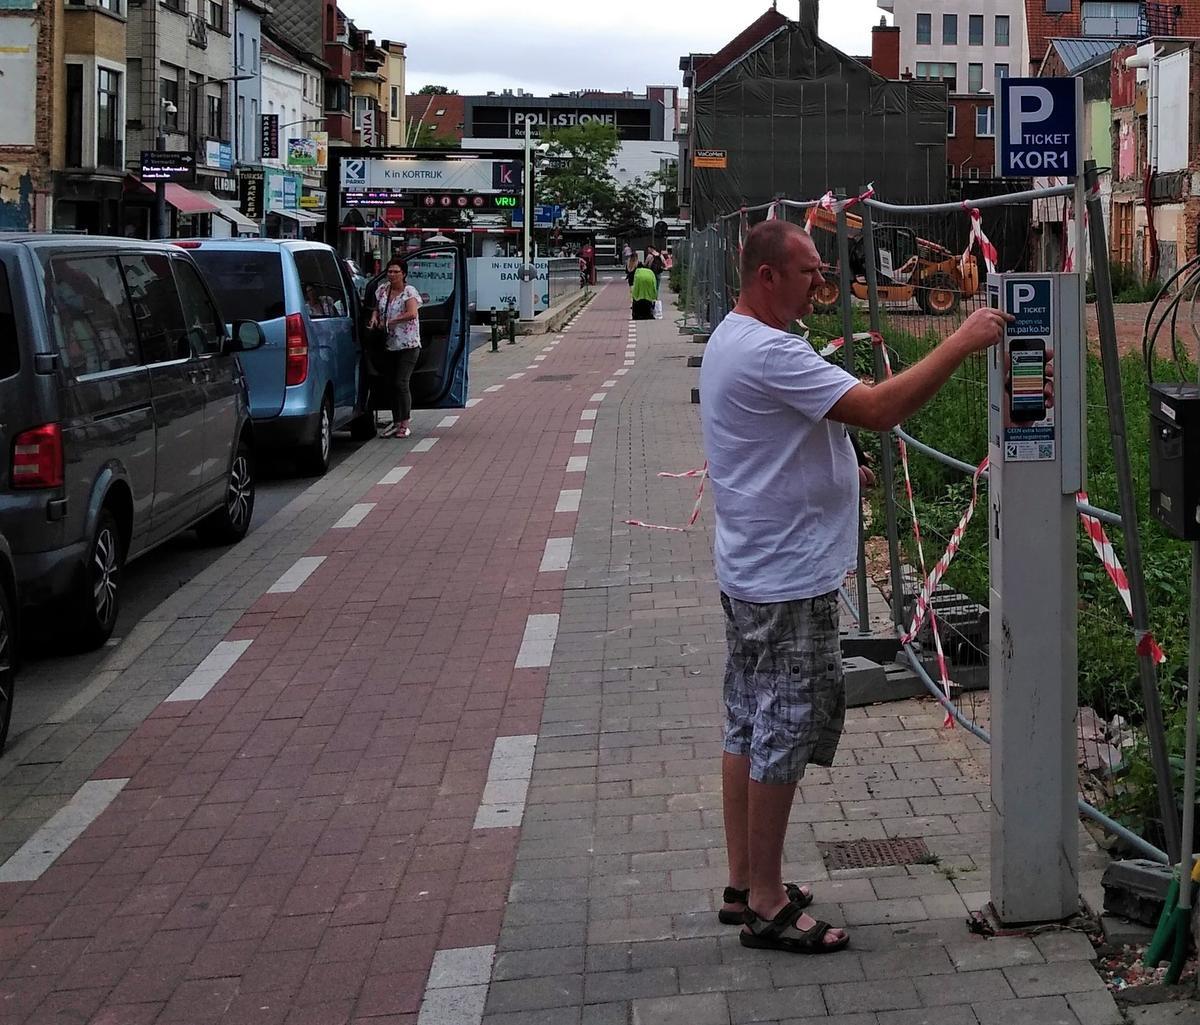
[512,204,563,227]
[997,77,1081,178]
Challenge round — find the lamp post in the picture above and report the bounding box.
[518,118,535,320]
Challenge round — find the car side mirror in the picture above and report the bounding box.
[229,320,265,352]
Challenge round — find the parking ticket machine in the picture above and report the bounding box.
[985,272,1085,924]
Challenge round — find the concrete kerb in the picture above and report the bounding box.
[517,288,593,335]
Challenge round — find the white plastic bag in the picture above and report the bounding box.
[652,299,663,320]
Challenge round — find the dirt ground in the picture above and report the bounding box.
[1089,300,1200,362]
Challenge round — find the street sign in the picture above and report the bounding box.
[260,114,279,160]
[512,204,563,227]
[240,170,264,220]
[996,77,1081,178]
[140,151,195,183]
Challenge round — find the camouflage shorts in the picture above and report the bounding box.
[720,591,846,785]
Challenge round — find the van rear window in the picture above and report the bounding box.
[0,263,17,379]
[188,250,286,323]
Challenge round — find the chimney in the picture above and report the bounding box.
[871,18,901,80]
[796,0,819,37]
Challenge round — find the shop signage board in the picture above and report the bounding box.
[340,157,523,193]
[260,114,279,159]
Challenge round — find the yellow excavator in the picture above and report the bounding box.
[805,205,980,317]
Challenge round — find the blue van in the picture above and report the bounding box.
[181,239,373,474]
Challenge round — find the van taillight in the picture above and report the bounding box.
[12,424,64,489]
[285,314,309,386]
[172,241,202,249]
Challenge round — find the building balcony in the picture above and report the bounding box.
[324,44,352,80]
[325,111,352,143]
[876,0,894,11]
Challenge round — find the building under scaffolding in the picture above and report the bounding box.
[680,3,949,229]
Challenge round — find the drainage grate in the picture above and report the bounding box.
[533,374,576,382]
[817,837,931,870]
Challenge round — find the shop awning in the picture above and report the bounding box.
[213,199,258,233]
[274,209,323,226]
[164,184,221,215]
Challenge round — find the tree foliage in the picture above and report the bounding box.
[536,122,622,225]
[417,84,457,95]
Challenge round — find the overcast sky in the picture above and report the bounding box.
[339,0,886,97]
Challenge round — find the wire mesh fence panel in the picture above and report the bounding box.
[674,177,1180,861]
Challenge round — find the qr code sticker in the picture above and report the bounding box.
[1038,444,1053,459]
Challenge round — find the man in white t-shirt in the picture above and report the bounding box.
[700,218,1021,955]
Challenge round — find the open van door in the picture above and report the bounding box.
[362,244,469,411]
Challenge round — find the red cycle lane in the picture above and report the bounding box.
[0,283,635,1025]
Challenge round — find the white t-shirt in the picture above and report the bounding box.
[699,312,861,603]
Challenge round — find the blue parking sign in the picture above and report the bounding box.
[997,77,1081,178]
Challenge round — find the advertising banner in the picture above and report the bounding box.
[287,137,318,168]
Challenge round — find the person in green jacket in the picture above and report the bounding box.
[631,262,658,320]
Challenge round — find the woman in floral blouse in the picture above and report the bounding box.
[369,258,423,438]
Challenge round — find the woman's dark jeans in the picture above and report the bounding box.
[392,347,420,422]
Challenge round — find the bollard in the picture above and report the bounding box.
[506,309,517,345]
[490,307,499,352]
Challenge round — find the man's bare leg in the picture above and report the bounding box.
[746,778,846,946]
[722,752,751,898]
[722,752,814,920]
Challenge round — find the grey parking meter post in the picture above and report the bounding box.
[987,271,1084,925]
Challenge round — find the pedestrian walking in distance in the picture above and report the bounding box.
[370,258,423,439]
[629,261,657,320]
[700,218,1023,954]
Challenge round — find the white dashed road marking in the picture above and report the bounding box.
[539,537,573,572]
[268,556,325,593]
[332,503,375,529]
[165,639,254,702]
[515,614,560,669]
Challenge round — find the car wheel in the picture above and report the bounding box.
[72,509,123,651]
[300,395,333,476]
[0,579,14,755]
[197,438,256,545]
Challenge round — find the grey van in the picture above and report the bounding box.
[0,236,262,650]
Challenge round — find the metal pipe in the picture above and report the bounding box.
[864,183,1074,216]
[892,425,1123,528]
[859,198,907,630]
[1178,544,1200,909]
[836,198,871,636]
[897,638,1169,864]
[1085,159,1180,863]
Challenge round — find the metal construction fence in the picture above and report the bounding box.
[676,177,1190,867]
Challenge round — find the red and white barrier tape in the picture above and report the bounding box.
[624,463,708,532]
[804,191,836,233]
[877,343,956,724]
[818,331,880,359]
[766,201,780,221]
[902,457,989,645]
[1077,492,1166,663]
[962,205,998,276]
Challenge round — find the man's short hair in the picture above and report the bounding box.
[740,218,810,282]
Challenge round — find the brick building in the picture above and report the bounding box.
[1025,1,1199,72]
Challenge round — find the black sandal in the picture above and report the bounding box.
[718,883,812,925]
[740,900,850,954]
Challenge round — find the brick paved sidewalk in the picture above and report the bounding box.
[0,287,1123,1025]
